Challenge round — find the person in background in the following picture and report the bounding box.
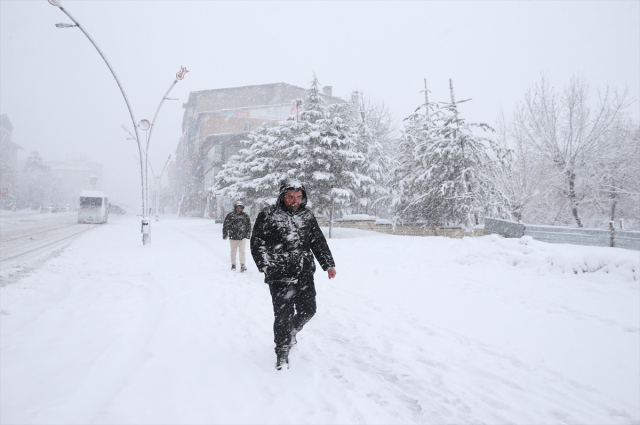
[250,179,336,370]
[223,201,251,272]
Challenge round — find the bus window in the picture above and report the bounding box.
[80,197,102,208]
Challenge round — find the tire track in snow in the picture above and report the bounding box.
[2,225,97,262]
[1,224,100,285]
[1,222,78,243]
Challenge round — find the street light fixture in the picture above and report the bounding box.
[142,66,188,224]
[50,0,188,245]
[138,119,151,130]
[50,0,148,243]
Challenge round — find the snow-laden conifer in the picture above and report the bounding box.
[300,73,325,124]
[216,74,373,236]
[344,92,393,216]
[215,121,304,205]
[391,80,510,229]
[388,105,428,224]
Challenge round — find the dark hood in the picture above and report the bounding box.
[278,178,308,210]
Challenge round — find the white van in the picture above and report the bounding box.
[78,190,109,224]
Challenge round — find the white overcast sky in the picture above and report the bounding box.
[1,0,638,207]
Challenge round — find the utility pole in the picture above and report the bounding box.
[449,79,456,110]
[424,78,429,124]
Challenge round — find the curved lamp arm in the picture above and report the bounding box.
[49,0,146,218]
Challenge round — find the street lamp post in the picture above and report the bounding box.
[138,119,151,239]
[149,155,172,222]
[49,0,188,245]
[144,69,187,224]
[49,0,148,242]
[130,71,187,237]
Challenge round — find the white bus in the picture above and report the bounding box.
[78,190,109,224]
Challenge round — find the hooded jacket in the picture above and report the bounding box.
[250,180,335,282]
[223,210,252,240]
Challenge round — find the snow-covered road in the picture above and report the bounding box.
[1,215,638,424]
[0,210,100,285]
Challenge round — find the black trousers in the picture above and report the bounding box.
[268,276,316,355]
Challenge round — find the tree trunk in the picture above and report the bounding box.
[610,185,617,221]
[424,78,430,123]
[512,206,523,222]
[567,170,583,227]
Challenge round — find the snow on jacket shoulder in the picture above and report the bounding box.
[223,212,251,240]
[250,203,335,281]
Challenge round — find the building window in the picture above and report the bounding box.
[243,122,253,132]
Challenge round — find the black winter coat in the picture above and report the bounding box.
[223,211,251,240]
[250,197,335,283]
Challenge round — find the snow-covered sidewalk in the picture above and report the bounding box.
[1,215,638,424]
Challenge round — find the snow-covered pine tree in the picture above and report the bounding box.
[389,98,437,225]
[344,91,393,216]
[216,74,373,237]
[392,80,510,229]
[299,73,325,124]
[299,75,373,236]
[216,118,305,205]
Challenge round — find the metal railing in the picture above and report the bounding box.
[485,218,640,251]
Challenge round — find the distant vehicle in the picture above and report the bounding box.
[78,190,108,224]
[109,204,126,215]
[40,205,53,213]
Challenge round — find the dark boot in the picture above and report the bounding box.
[231,264,236,271]
[275,352,289,370]
[241,264,247,272]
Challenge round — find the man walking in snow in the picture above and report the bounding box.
[251,179,336,370]
[223,201,251,272]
